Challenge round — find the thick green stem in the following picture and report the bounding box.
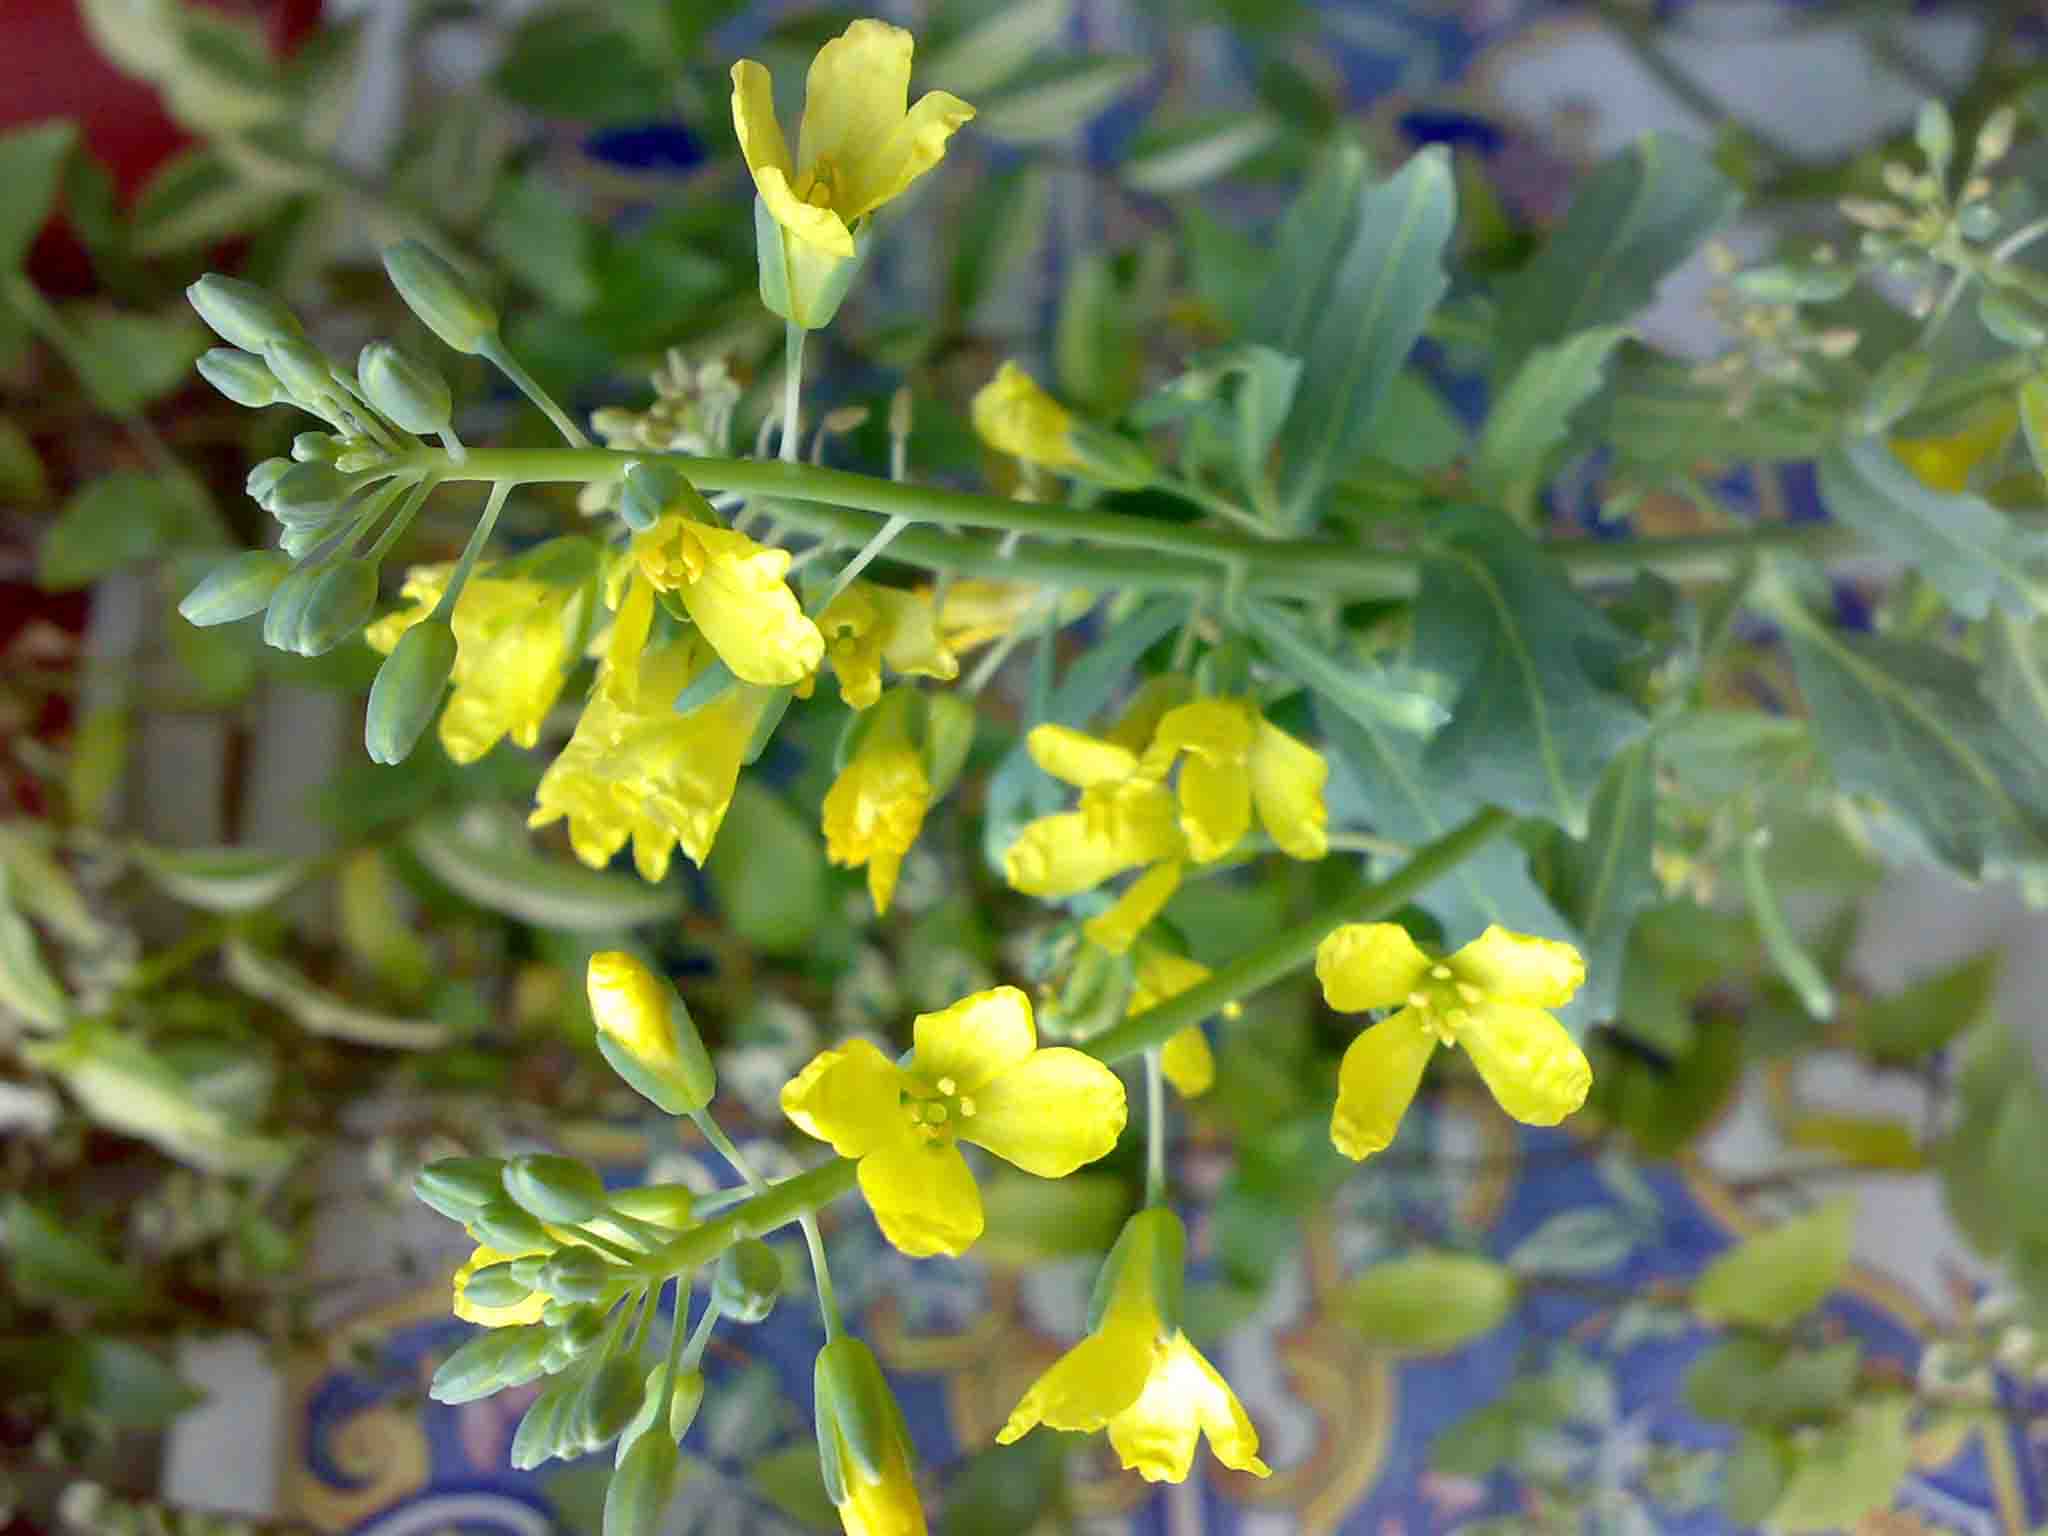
[642,1157,859,1275]
[1144,1051,1168,1207]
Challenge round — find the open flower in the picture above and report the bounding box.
[634,511,823,687]
[823,690,931,915]
[1316,923,1592,1160]
[451,1244,549,1328]
[731,20,973,262]
[818,581,958,710]
[780,987,1125,1257]
[971,363,1084,473]
[1143,697,1329,863]
[998,1208,1269,1483]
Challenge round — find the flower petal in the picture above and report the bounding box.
[971,364,1081,471]
[964,1047,1126,1177]
[1160,1027,1215,1099]
[780,1038,907,1157]
[1081,860,1183,956]
[676,524,825,685]
[729,59,792,183]
[912,985,1036,1094]
[1315,922,1433,1013]
[452,1244,549,1328]
[1331,1008,1435,1161]
[1148,697,1255,767]
[857,1136,983,1258]
[797,19,911,184]
[1176,750,1251,863]
[754,162,857,260]
[1458,1002,1593,1127]
[873,587,959,683]
[843,89,976,223]
[1180,1334,1271,1478]
[1026,723,1140,789]
[1003,811,1151,899]
[1249,718,1329,860]
[996,1313,1159,1440]
[1449,925,1586,1008]
[1104,1333,1222,1482]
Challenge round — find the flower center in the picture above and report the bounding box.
[793,159,844,210]
[1403,964,1486,1049]
[902,1073,978,1145]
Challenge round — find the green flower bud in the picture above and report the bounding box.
[509,1255,549,1289]
[1087,1207,1186,1336]
[382,240,499,355]
[554,1305,610,1359]
[268,461,351,519]
[462,1261,535,1310]
[752,195,868,332]
[366,619,458,765]
[669,1367,705,1439]
[261,564,323,653]
[358,340,454,435]
[585,952,717,1116]
[1069,420,1158,491]
[245,457,295,509]
[813,1336,916,1513]
[178,551,291,627]
[541,1246,617,1302]
[470,1201,551,1253]
[292,432,343,464]
[504,1154,607,1224]
[429,1323,553,1404]
[713,1239,783,1324]
[511,1367,587,1470]
[919,691,976,801]
[279,517,347,563]
[606,1184,696,1231]
[291,558,380,657]
[263,336,340,404]
[414,1156,508,1219]
[576,1355,647,1452]
[605,1429,680,1536]
[618,461,682,533]
[187,274,303,353]
[196,348,282,408]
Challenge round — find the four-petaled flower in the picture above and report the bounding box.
[817,581,958,711]
[1316,922,1592,1160]
[780,986,1126,1257]
[634,511,823,687]
[822,690,932,915]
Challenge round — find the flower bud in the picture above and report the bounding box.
[196,347,282,408]
[510,1255,549,1289]
[753,194,867,331]
[607,1183,696,1231]
[713,1239,782,1324]
[359,340,454,435]
[554,1304,610,1359]
[264,335,340,404]
[605,1424,680,1536]
[429,1323,554,1404]
[291,558,380,657]
[541,1245,617,1302]
[268,461,351,520]
[813,1337,921,1526]
[178,550,291,627]
[670,1367,705,1439]
[187,274,303,353]
[618,461,682,533]
[415,1156,509,1219]
[577,1355,647,1451]
[504,1154,607,1224]
[366,619,458,765]
[512,1368,586,1470]
[919,691,975,801]
[585,951,717,1116]
[261,564,323,653]
[292,432,344,464]
[469,1200,551,1253]
[383,240,499,355]
[463,1260,535,1310]
[1087,1206,1186,1336]
[245,457,295,509]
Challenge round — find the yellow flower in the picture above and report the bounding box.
[1144,697,1329,864]
[819,582,958,710]
[926,579,1059,654]
[451,1244,548,1328]
[971,362,1083,472]
[1128,946,1240,1100]
[366,563,590,765]
[634,512,823,687]
[731,19,973,262]
[998,1208,1269,1483]
[586,950,715,1114]
[1316,923,1592,1161]
[1890,402,2016,493]
[823,691,931,916]
[780,986,1125,1257]
[815,1337,926,1536]
[528,634,771,882]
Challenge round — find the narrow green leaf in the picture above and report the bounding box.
[59,303,208,415]
[131,841,313,913]
[1740,822,1836,1020]
[0,415,46,501]
[973,55,1147,144]
[1692,1196,1855,1329]
[1343,1251,1517,1352]
[0,121,78,272]
[1550,740,1658,1026]
[1123,110,1280,195]
[0,862,71,1032]
[1859,949,2000,1062]
[1683,1334,1860,1427]
[922,0,1073,98]
[222,938,454,1050]
[1244,599,1447,736]
[494,10,670,123]
[5,1198,148,1308]
[130,144,282,256]
[410,811,684,930]
[1473,325,1629,501]
[949,164,1053,323]
[1985,610,2048,771]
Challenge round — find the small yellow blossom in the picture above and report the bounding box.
[816,1337,926,1536]
[819,582,958,710]
[1890,402,2016,493]
[634,511,823,687]
[998,1208,1269,1483]
[586,950,715,1113]
[1144,697,1329,863]
[971,363,1083,472]
[823,691,931,915]
[731,20,973,262]
[1316,923,1592,1160]
[1128,945,1241,1099]
[926,579,1066,654]
[780,987,1125,1257]
[366,563,590,764]
[451,1244,548,1328]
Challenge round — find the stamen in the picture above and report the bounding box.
[926,1104,948,1124]
[957,1096,976,1118]
[936,1077,957,1096]
[1406,991,1431,1011]
[1430,965,1453,980]
[1456,982,1484,1004]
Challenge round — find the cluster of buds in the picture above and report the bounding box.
[580,353,745,518]
[1692,241,1861,416]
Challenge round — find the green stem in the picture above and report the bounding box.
[692,1110,767,1194]
[656,1276,688,1421]
[799,1213,844,1342]
[781,324,806,465]
[1144,1050,1167,1207]
[680,1295,721,1368]
[642,1157,860,1276]
[365,477,437,564]
[477,335,588,448]
[427,480,511,624]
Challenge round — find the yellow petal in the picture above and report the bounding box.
[1003,784,1183,899]
[1331,1008,1435,1160]
[1129,947,1211,1016]
[1106,1332,1271,1482]
[839,1458,927,1536]
[1081,860,1183,956]
[857,1136,983,1258]
[1107,676,1194,757]
[451,1244,548,1328]
[1160,1026,1215,1098]
[1315,922,1433,1013]
[1889,403,2015,493]
[971,363,1081,470]
[757,161,858,259]
[911,985,1035,1095]
[1148,697,1255,767]
[1249,719,1329,860]
[598,572,656,708]
[996,1312,1160,1440]
[964,1047,1127,1178]
[729,58,792,183]
[872,587,959,684]
[797,19,912,189]
[823,740,930,916]
[843,89,976,222]
[1026,723,1141,789]
[781,1038,908,1157]
[1176,750,1251,863]
[675,523,825,686]
[1449,925,1586,1008]
[1458,1002,1593,1127]
[585,949,677,1072]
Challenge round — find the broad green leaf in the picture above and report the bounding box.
[493,10,670,124]
[4,1198,148,1308]
[223,938,454,1050]
[705,781,827,957]
[55,1337,203,1428]
[410,810,683,930]
[1493,134,1740,378]
[1591,1011,1743,1154]
[1858,949,2000,1062]
[1937,1015,2038,1255]
[978,1171,1130,1267]
[1549,740,1658,1026]
[1660,711,1811,801]
[1817,438,2048,620]
[1344,1252,1517,1352]
[0,415,45,501]
[1985,611,2048,771]
[483,173,597,312]
[1683,1334,1860,1427]
[1783,1112,1922,1170]
[948,164,1053,323]
[973,55,1147,144]
[1693,1196,1855,1329]
[130,145,285,256]
[748,1443,837,1532]
[160,7,289,133]
[1767,1395,1913,1534]
[1123,110,1280,195]
[131,841,313,913]
[38,473,205,591]
[2022,374,2048,480]
[1172,344,1304,515]
[1606,352,1834,472]
[1354,368,1467,474]
[1431,1375,1573,1480]
[1773,592,2048,876]
[1416,506,1649,834]
[1250,143,1455,528]
[0,121,77,272]
[922,0,1072,98]
[0,863,71,1032]
[59,304,208,415]
[1473,325,1629,505]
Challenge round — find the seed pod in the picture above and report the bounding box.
[366,620,458,765]
[713,1239,782,1324]
[178,551,291,627]
[359,340,454,435]
[503,1154,607,1224]
[195,348,282,408]
[382,240,499,355]
[187,274,303,352]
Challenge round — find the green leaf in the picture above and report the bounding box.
[1494,134,1740,378]
[0,861,71,1032]
[484,172,598,312]
[1123,110,1280,195]
[222,938,455,1049]
[922,0,1073,98]
[129,145,283,256]
[949,164,1053,324]
[1353,368,1467,474]
[0,121,78,272]
[1692,1196,1855,1329]
[410,810,684,930]
[1549,739,1658,1026]
[59,303,208,414]
[1245,599,1448,736]
[1817,438,2048,621]
[973,55,1147,144]
[1342,1251,1517,1352]
[1590,1011,1743,1155]
[1767,1395,1913,1534]
[1506,1208,1638,1276]
[1250,143,1456,528]
[1985,610,2048,771]
[131,841,313,913]
[56,1338,203,1429]
[0,822,104,948]
[1858,949,2000,1062]
[1936,1014,2036,1254]
[1473,325,1629,504]
[1723,1431,1792,1526]
[0,415,46,501]
[1416,506,1649,834]
[1682,1334,1860,1427]
[4,1198,148,1308]
[493,9,671,123]
[704,781,827,957]
[38,474,205,591]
